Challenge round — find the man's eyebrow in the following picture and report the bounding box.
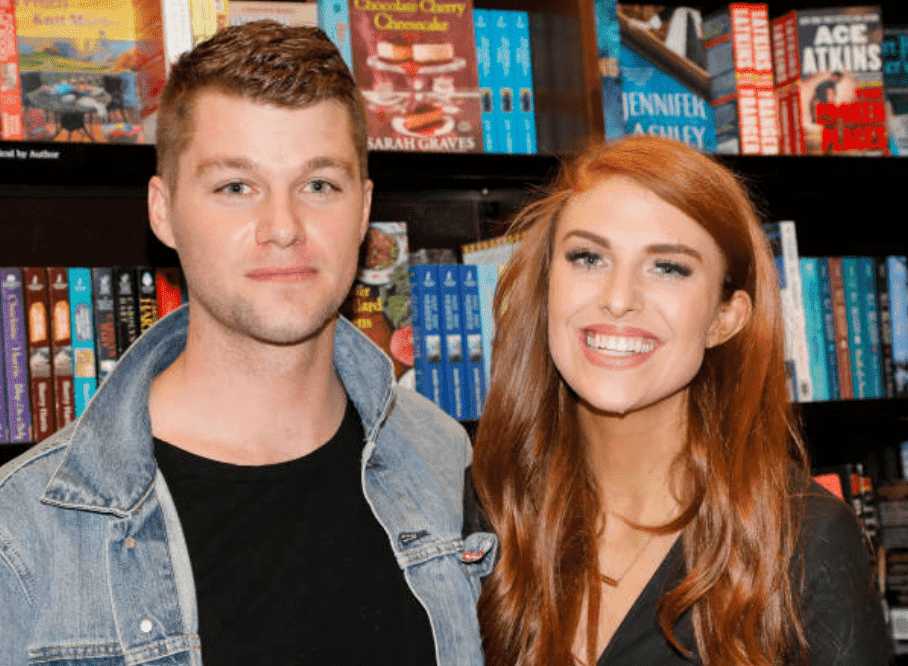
[193,156,357,178]
[306,156,356,177]
[560,230,703,261]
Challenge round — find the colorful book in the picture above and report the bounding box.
[113,266,141,357]
[90,267,117,387]
[617,5,717,152]
[476,263,501,391]
[0,287,6,443]
[350,222,414,385]
[876,259,896,398]
[409,264,447,412]
[594,0,626,141]
[489,9,516,154]
[160,0,195,67]
[828,257,854,400]
[67,268,97,418]
[439,265,467,420]
[136,266,159,334]
[22,268,54,440]
[800,258,829,401]
[461,231,523,265]
[228,1,318,27]
[858,257,883,399]
[817,258,841,400]
[1,268,30,442]
[473,9,497,153]
[317,0,353,71]
[459,264,486,419]
[349,0,483,153]
[882,27,908,156]
[509,10,537,155]
[155,267,184,318]
[47,267,75,431]
[887,256,908,398]
[842,257,869,398]
[0,0,24,140]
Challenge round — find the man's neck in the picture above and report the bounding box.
[148,316,348,466]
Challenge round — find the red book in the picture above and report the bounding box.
[22,267,56,440]
[827,257,854,400]
[47,267,76,429]
[155,266,184,318]
[0,0,24,140]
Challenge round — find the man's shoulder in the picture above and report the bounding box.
[0,431,72,514]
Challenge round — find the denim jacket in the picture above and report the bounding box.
[0,306,496,665]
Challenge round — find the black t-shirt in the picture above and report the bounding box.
[596,486,891,665]
[153,401,437,666]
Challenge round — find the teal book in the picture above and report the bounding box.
[800,258,829,401]
[842,257,868,398]
[858,257,883,399]
[67,268,97,417]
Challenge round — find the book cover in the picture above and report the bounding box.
[783,6,887,155]
[842,256,868,398]
[22,267,54,440]
[228,1,318,28]
[702,3,778,155]
[67,268,97,418]
[349,0,483,153]
[618,5,717,152]
[876,258,895,398]
[136,266,159,334]
[828,256,855,399]
[473,9,497,153]
[594,0,626,141]
[475,263,500,392]
[90,267,117,387]
[858,256,883,398]
[189,0,217,45]
[887,255,908,398]
[155,266,184,318]
[439,264,466,420]
[15,0,167,144]
[488,9,516,154]
[350,222,414,385]
[409,263,447,412]
[1,268,31,442]
[883,27,908,156]
[799,258,830,401]
[317,0,353,71]
[113,266,140,358]
[0,0,23,140]
[160,0,195,67]
[509,10,537,155]
[461,231,523,265]
[817,257,841,400]
[459,264,486,419]
[47,267,75,430]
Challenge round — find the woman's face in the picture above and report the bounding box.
[547,176,745,418]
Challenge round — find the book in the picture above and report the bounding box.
[594,0,626,141]
[349,0,483,153]
[702,3,778,154]
[22,267,55,441]
[350,222,414,385]
[843,257,869,398]
[461,231,523,265]
[488,9,516,154]
[67,268,97,417]
[155,266,184,318]
[828,257,855,400]
[47,267,75,430]
[160,0,195,67]
[317,0,353,71]
[617,5,717,152]
[528,11,556,153]
[90,267,117,387]
[459,264,486,419]
[1,268,30,442]
[473,9,497,153]
[858,256,883,398]
[817,258,841,400]
[882,27,908,155]
[771,6,887,155]
[136,266,159,334]
[0,0,23,140]
[439,265,467,420]
[190,0,217,45]
[877,258,896,398]
[800,258,830,401]
[509,10,537,155]
[15,0,167,144]
[409,264,447,412]
[113,266,140,357]
[0,288,6,443]
[887,256,908,398]
[228,1,318,28]
[475,263,501,392]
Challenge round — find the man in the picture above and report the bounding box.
[0,21,493,665]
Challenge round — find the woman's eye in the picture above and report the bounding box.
[653,260,693,278]
[565,249,603,268]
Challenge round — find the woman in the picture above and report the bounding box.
[472,136,890,666]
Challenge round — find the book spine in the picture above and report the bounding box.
[510,10,537,155]
[778,221,812,401]
[749,4,779,155]
[799,258,829,401]
[459,264,486,420]
[828,257,854,399]
[47,267,75,430]
[67,268,97,418]
[528,11,556,153]
[22,267,54,441]
[476,263,500,393]
[1,268,31,442]
[0,0,24,140]
[817,258,841,400]
[90,267,117,387]
[593,0,623,141]
[858,257,883,399]
[113,266,140,358]
[0,285,6,444]
[317,0,353,71]
[136,267,159,334]
[155,267,184,318]
[160,0,195,66]
[409,264,447,411]
[876,258,895,399]
[439,264,466,420]
[887,256,908,399]
[489,9,515,154]
[842,257,868,398]
[762,222,797,400]
[474,9,498,153]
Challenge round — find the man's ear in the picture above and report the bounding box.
[148,175,176,250]
[706,289,752,348]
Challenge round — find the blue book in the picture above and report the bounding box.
[409,264,447,412]
[800,258,829,401]
[817,258,841,400]
[509,10,537,154]
[593,0,624,141]
[439,265,467,420]
[489,9,516,154]
[886,256,908,398]
[842,257,868,398]
[476,264,500,392]
[882,28,908,156]
[1,268,30,442]
[317,0,353,71]
[858,257,883,399]
[876,259,896,398]
[473,9,498,153]
[459,265,486,420]
[68,268,98,417]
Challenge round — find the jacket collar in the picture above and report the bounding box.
[41,305,396,515]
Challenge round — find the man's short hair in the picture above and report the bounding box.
[156,20,368,190]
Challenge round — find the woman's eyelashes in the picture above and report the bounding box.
[565,247,605,269]
[652,260,693,278]
[564,247,694,279]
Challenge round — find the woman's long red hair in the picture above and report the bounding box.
[472,136,811,666]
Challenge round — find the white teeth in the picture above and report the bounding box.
[585,333,656,355]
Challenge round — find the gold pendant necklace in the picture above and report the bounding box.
[599,530,659,588]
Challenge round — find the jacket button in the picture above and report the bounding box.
[140,619,152,633]
[124,537,137,549]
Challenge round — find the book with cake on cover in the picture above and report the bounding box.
[349,0,483,153]
[617,4,717,152]
[348,222,414,388]
[0,0,23,140]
